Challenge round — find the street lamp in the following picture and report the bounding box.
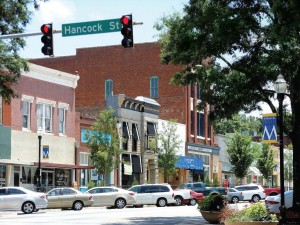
[37,127,43,191]
[274,74,287,225]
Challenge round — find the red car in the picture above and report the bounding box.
[186,191,204,206]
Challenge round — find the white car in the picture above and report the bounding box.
[0,187,48,214]
[235,184,266,202]
[85,186,136,209]
[128,184,176,207]
[265,190,293,214]
[173,189,193,206]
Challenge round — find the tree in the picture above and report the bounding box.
[256,143,275,185]
[85,108,122,186]
[225,133,260,180]
[0,0,46,103]
[155,0,300,209]
[285,144,293,190]
[214,113,261,135]
[156,120,182,183]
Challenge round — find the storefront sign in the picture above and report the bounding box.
[43,145,49,159]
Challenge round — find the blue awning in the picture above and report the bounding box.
[175,156,203,170]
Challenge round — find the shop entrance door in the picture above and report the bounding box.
[41,171,54,192]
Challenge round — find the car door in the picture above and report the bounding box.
[5,188,27,210]
[47,188,63,208]
[87,188,103,206]
[101,188,116,206]
[141,186,155,204]
[129,186,143,204]
[61,188,77,208]
[0,188,7,210]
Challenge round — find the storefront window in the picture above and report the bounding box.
[0,165,6,187]
[55,169,70,187]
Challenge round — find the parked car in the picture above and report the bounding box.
[226,188,244,203]
[264,187,281,196]
[128,184,176,207]
[189,191,204,206]
[85,186,136,209]
[235,184,266,202]
[46,187,94,210]
[173,189,194,206]
[265,190,293,214]
[0,187,48,214]
[178,182,226,196]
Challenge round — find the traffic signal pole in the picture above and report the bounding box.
[0,30,62,39]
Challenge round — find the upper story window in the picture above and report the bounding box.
[150,76,158,98]
[22,101,30,129]
[122,122,129,150]
[132,123,139,152]
[197,112,205,137]
[37,104,52,133]
[0,96,2,124]
[80,152,91,166]
[105,79,113,99]
[58,102,69,135]
[36,98,56,133]
[21,95,34,130]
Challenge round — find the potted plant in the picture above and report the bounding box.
[197,194,227,224]
[220,202,278,225]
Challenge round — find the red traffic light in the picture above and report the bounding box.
[41,24,52,34]
[120,15,132,26]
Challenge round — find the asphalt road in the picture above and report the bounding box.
[0,205,211,225]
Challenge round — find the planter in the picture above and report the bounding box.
[200,210,221,224]
[224,222,278,225]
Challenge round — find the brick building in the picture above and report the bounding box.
[0,63,81,190]
[31,42,221,186]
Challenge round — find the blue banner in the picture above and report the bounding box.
[262,113,277,143]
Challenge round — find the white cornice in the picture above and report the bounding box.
[22,63,80,89]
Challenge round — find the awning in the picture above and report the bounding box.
[175,156,203,170]
[249,166,262,176]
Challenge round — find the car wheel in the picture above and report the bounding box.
[231,196,239,203]
[189,199,197,206]
[22,201,35,214]
[73,201,84,210]
[174,196,183,206]
[156,198,167,207]
[252,195,261,203]
[115,198,126,209]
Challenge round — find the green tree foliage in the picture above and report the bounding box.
[285,144,293,189]
[156,120,182,183]
[0,0,46,103]
[226,133,260,180]
[214,114,261,135]
[85,108,122,186]
[256,143,275,184]
[155,0,300,208]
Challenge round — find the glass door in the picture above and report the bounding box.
[41,171,54,192]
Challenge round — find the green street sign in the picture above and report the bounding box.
[62,18,121,37]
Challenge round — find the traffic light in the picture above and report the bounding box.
[41,23,53,56]
[120,15,133,48]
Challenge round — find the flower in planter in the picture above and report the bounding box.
[220,202,278,223]
[197,194,227,212]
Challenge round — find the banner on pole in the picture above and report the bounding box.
[262,113,277,143]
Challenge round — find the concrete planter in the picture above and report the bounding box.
[224,222,279,225]
[200,210,221,224]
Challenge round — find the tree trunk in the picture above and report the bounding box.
[290,80,300,211]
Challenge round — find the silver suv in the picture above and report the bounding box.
[234,184,266,202]
[128,184,176,207]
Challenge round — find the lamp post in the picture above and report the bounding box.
[37,127,43,191]
[274,74,287,225]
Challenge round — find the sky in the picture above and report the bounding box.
[20,0,189,59]
[19,0,287,116]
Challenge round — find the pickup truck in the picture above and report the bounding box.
[264,187,281,196]
[178,182,226,196]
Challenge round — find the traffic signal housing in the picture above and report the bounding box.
[120,15,133,48]
[41,23,53,56]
